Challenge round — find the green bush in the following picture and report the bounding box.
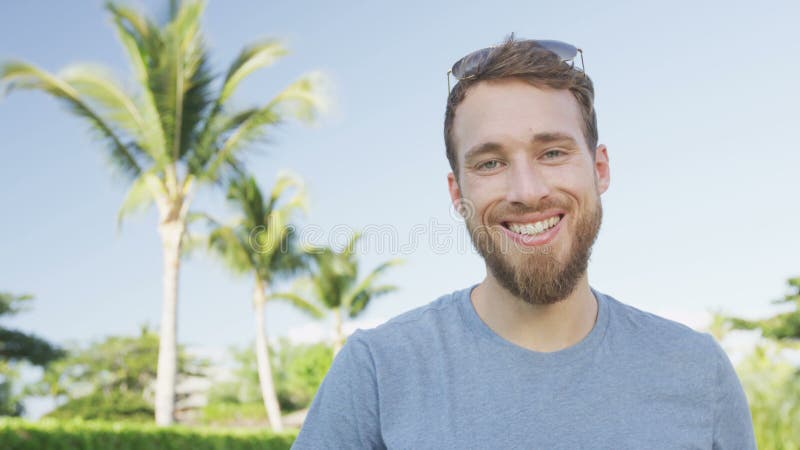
[44,391,154,423]
[202,339,332,425]
[273,339,333,412]
[201,402,266,426]
[0,418,298,450]
[735,341,800,449]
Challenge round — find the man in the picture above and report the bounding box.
[292,35,756,449]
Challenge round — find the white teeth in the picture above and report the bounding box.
[507,216,560,236]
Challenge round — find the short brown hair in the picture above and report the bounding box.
[444,34,598,181]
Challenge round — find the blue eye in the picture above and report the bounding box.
[544,149,565,159]
[477,160,501,170]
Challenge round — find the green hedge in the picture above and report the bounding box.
[44,391,154,423]
[0,418,298,450]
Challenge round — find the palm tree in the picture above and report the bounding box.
[0,0,326,425]
[203,172,323,431]
[272,232,403,356]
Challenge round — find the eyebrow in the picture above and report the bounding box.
[463,132,579,165]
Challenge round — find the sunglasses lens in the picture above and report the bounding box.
[451,47,493,79]
[533,40,578,61]
[450,39,580,81]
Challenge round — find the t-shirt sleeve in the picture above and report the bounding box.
[292,329,385,449]
[707,335,756,449]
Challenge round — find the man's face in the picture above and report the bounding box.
[447,78,610,306]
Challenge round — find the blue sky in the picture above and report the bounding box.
[1,0,799,394]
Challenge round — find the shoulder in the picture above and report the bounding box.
[602,291,713,342]
[597,290,728,399]
[346,286,467,354]
[600,290,719,358]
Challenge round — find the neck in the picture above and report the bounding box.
[470,272,598,353]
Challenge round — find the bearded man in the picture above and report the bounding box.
[293,35,755,449]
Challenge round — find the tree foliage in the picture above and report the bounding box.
[28,326,208,421]
[725,276,800,340]
[717,275,800,447]
[0,292,63,417]
[44,390,154,423]
[203,338,332,424]
[203,171,311,287]
[274,232,403,319]
[271,337,332,412]
[734,340,800,448]
[0,293,64,366]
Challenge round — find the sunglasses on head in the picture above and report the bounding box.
[446,39,585,94]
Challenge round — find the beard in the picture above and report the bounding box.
[463,194,603,306]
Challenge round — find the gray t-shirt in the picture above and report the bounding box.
[292,284,756,449]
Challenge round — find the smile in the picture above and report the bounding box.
[500,214,565,247]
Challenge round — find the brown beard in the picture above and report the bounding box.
[464,194,603,306]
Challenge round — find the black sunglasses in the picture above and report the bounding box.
[446,39,585,94]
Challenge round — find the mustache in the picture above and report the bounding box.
[491,200,569,220]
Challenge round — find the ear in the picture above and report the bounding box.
[594,144,610,195]
[447,171,461,206]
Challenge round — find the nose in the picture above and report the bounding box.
[505,159,552,206]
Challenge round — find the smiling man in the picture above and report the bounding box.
[292,35,756,449]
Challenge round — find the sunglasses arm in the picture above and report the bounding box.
[446,70,452,97]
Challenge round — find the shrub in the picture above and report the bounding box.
[0,417,297,450]
[44,391,154,423]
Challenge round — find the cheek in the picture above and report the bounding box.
[468,191,504,225]
[460,178,493,210]
[556,166,597,197]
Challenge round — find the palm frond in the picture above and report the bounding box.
[105,2,156,68]
[202,106,281,182]
[0,61,143,179]
[194,72,328,184]
[189,39,287,172]
[348,284,399,318]
[170,1,215,161]
[265,225,308,281]
[369,284,400,297]
[187,106,252,181]
[301,247,352,310]
[177,51,215,161]
[219,39,288,105]
[60,64,147,142]
[249,211,288,261]
[117,170,168,230]
[185,210,221,228]
[189,40,288,180]
[127,0,209,167]
[341,231,363,259]
[266,71,330,124]
[207,223,254,274]
[106,1,168,166]
[343,258,404,310]
[226,175,266,228]
[267,291,325,319]
[266,169,307,216]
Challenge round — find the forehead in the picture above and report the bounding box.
[451,79,586,160]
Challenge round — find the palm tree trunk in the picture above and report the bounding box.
[154,219,183,426]
[253,278,283,431]
[333,307,344,357]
